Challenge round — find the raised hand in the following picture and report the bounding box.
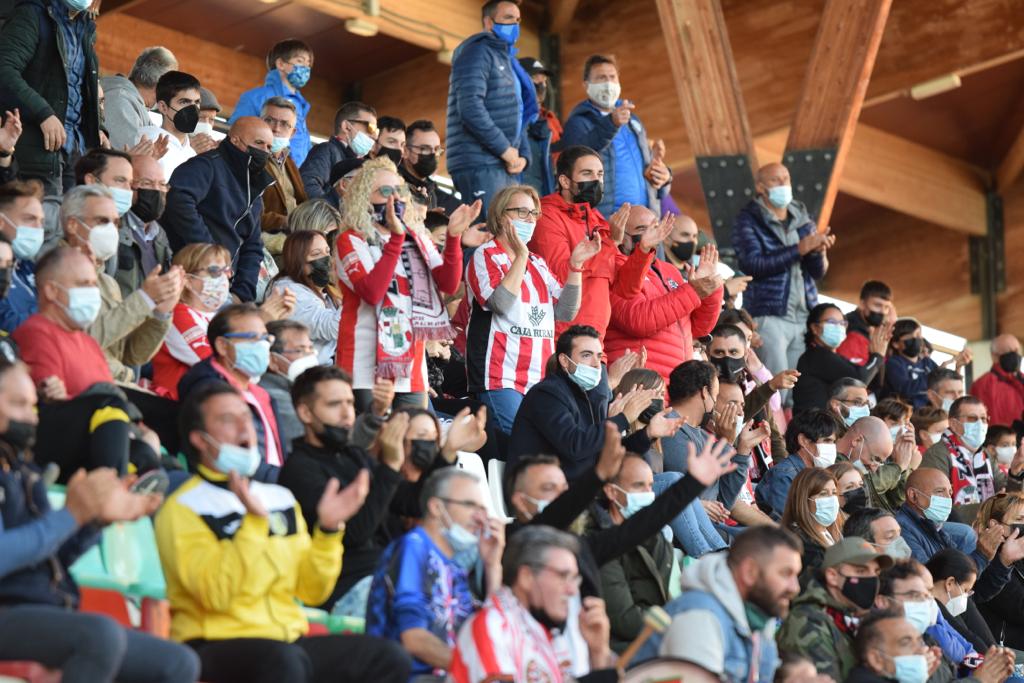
[737,420,770,455]
[190,133,217,155]
[693,244,719,280]
[316,469,371,531]
[446,200,483,237]
[479,517,506,569]
[0,109,23,153]
[621,387,656,424]
[152,134,170,160]
[869,322,892,356]
[579,597,612,668]
[608,203,631,245]
[259,286,297,321]
[506,222,530,260]
[443,406,488,457]
[229,471,268,518]
[977,520,1005,561]
[998,527,1024,566]
[608,349,639,389]
[383,195,405,234]
[611,100,635,127]
[768,369,800,392]
[126,135,156,157]
[595,421,627,481]
[569,231,602,269]
[377,412,409,471]
[685,436,738,488]
[645,409,685,439]
[638,212,674,253]
[715,401,742,442]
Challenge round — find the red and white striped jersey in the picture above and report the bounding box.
[465,240,563,393]
[335,230,443,392]
[151,303,214,400]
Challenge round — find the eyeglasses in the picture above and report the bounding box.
[222,332,274,344]
[347,119,378,136]
[892,591,932,602]
[133,179,170,192]
[408,144,445,156]
[821,319,848,327]
[439,497,488,515]
[280,346,315,357]
[262,116,295,132]
[839,398,869,407]
[533,564,582,588]
[504,207,540,220]
[189,265,232,279]
[376,185,403,198]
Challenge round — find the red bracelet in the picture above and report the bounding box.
[569,264,584,273]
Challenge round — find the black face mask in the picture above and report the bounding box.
[247,145,271,170]
[570,179,603,209]
[670,241,696,262]
[171,104,200,134]
[377,146,403,166]
[372,200,406,226]
[409,439,439,470]
[841,487,867,514]
[699,390,715,430]
[316,423,351,453]
[1012,523,1024,538]
[412,153,439,178]
[638,398,664,425]
[840,574,879,610]
[999,351,1021,374]
[710,355,746,383]
[131,188,165,223]
[864,310,885,327]
[309,255,332,288]
[901,337,923,358]
[529,606,566,633]
[1,419,36,451]
[0,266,12,299]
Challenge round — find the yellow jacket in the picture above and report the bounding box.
[154,466,343,643]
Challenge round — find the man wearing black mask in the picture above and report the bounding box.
[370,116,406,167]
[136,70,215,179]
[109,153,172,298]
[971,333,1024,429]
[162,117,275,302]
[836,280,894,368]
[398,119,464,215]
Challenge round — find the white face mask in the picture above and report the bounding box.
[945,583,969,617]
[996,446,1017,465]
[286,353,320,382]
[86,221,119,262]
[192,121,214,136]
[586,81,622,110]
[812,442,837,468]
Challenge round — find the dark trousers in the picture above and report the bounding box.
[0,605,199,683]
[353,389,427,415]
[35,392,132,483]
[189,635,411,683]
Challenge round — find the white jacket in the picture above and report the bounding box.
[276,277,341,363]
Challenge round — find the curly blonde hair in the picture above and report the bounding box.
[341,156,420,243]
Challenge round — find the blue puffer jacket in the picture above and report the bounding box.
[0,259,37,334]
[445,31,529,173]
[731,199,825,318]
[559,99,666,216]
[229,70,312,167]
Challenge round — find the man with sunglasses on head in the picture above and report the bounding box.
[300,101,377,205]
[177,303,285,480]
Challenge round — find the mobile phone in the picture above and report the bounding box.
[130,470,170,496]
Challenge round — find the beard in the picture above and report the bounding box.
[747,580,794,619]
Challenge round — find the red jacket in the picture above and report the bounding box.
[971,366,1024,427]
[529,193,652,338]
[605,257,723,381]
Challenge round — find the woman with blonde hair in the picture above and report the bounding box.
[782,467,844,586]
[335,157,480,411]
[151,242,232,399]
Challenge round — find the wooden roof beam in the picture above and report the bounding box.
[996,106,1024,192]
[548,0,581,34]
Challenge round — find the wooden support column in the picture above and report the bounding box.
[783,0,892,231]
[548,0,581,34]
[996,116,1024,193]
[654,0,758,257]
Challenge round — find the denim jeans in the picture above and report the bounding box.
[754,314,806,407]
[653,472,728,557]
[450,166,519,218]
[477,389,523,435]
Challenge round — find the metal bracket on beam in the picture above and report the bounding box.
[694,154,756,267]
[783,148,838,224]
[969,192,1005,339]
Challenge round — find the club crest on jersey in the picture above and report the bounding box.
[528,305,546,327]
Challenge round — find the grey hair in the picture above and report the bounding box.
[419,466,479,518]
[129,47,178,89]
[60,184,112,228]
[288,199,342,235]
[828,377,867,400]
[262,96,297,116]
[502,525,580,587]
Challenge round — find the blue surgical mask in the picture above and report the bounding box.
[108,186,133,216]
[902,599,938,634]
[921,492,952,523]
[845,404,870,427]
[881,535,913,561]
[270,137,290,154]
[614,486,655,518]
[821,322,847,348]
[285,64,311,89]
[566,356,601,392]
[59,285,102,329]
[961,420,987,450]
[890,654,929,683]
[63,0,91,11]
[232,340,271,379]
[690,254,701,269]
[12,225,43,261]
[511,219,535,244]
[767,185,793,209]
[523,495,549,518]
[941,397,954,412]
[212,440,261,477]
[440,506,480,568]
[492,22,520,45]
[812,495,839,526]
[890,425,903,441]
[350,130,375,157]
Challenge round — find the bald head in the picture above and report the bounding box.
[756,162,789,187]
[905,468,952,516]
[228,116,273,156]
[131,153,165,186]
[851,416,893,461]
[991,334,1021,358]
[626,205,656,232]
[669,213,699,247]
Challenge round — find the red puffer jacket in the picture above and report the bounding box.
[605,257,724,382]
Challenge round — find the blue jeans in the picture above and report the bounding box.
[653,472,728,557]
[477,389,523,435]
[450,166,519,218]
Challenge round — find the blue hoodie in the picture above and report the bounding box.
[230,70,312,166]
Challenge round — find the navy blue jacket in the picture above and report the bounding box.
[162,140,273,302]
[299,136,352,205]
[508,369,651,481]
[732,199,825,318]
[0,451,97,608]
[560,99,665,216]
[0,259,37,334]
[445,31,529,174]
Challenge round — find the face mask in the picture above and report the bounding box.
[812,495,839,526]
[890,425,903,442]
[523,495,549,518]
[412,153,438,178]
[842,487,867,514]
[63,0,92,11]
[670,241,696,262]
[409,439,439,470]
[999,351,1021,374]
[812,442,837,468]
[881,536,913,561]
[492,21,520,45]
[699,390,715,429]
[927,431,943,445]
[171,105,200,135]
[195,274,229,310]
[821,322,847,348]
[87,221,119,262]
[107,186,133,217]
[840,574,879,610]
[902,337,922,358]
[889,654,929,683]
[0,267,10,299]
[940,397,954,413]
[5,219,44,261]
[286,64,311,89]
[614,486,655,519]
[586,81,622,109]
[308,255,332,288]
[710,355,746,383]
[60,285,102,328]
[212,439,261,477]
[921,492,952,523]
[378,147,403,166]
[961,421,987,450]
[350,130,375,157]
[131,188,165,223]
[566,357,601,392]
[372,199,406,226]
[852,459,869,474]
[638,398,664,425]
[570,179,603,209]
[270,137,290,154]
[766,185,792,209]
[845,404,871,427]
[286,353,319,382]
[945,583,968,617]
[735,415,746,442]
[232,340,271,379]
[902,599,938,634]
[865,310,885,327]
[192,121,214,136]
[440,506,480,560]
[247,145,271,169]
[1,419,36,451]
[996,445,1017,465]
[511,219,536,244]
[316,423,351,453]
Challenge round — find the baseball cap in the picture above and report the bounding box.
[518,57,553,77]
[823,536,894,570]
[199,87,222,113]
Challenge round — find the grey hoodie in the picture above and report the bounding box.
[100,74,150,151]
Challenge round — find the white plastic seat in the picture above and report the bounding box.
[487,458,510,521]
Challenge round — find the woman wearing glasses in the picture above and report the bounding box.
[335,158,481,412]
[793,302,889,415]
[465,184,599,434]
[151,243,232,399]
